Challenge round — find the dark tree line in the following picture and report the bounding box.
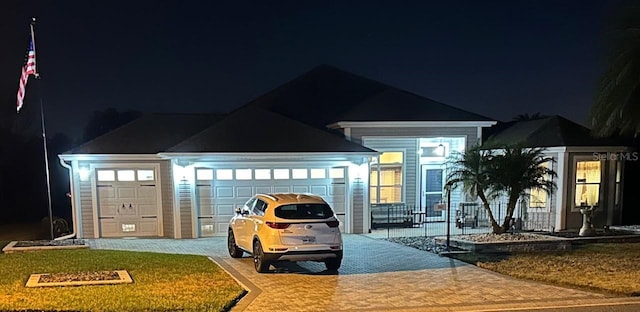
[0,100,141,225]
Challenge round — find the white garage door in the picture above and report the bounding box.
[196,166,346,237]
[96,168,159,237]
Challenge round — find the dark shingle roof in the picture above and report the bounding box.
[247,65,494,127]
[66,113,225,154]
[167,106,376,153]
[483,116,626,148]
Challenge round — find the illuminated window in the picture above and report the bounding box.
[370,152,403,203]
[97,170,115,182]
[273,169,289,180]
[255,169,271,180]
[137,170,154,181]
[196,169,213,180]
[529,162,550,209]
[216,169,233,180]
[235,169,252,180]
[574,161,601,207]
[310,169,326,179]
[292,169,308,179]
[329,168,344,179]
[117,170,135,181]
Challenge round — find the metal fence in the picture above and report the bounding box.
[368,201,555,239]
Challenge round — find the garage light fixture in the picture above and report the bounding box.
[79,167,90,181]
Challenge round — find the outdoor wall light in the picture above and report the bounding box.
[79,167,90,181]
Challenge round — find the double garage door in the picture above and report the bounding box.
[96,168,159,237]
[196,166,347,237]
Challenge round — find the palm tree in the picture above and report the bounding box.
[512,112,548,121]
[490,146,557,233]
[447,145,557,234]
[446,146,501,233]
[591,4,640,137]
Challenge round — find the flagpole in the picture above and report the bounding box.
[31,17,54,240]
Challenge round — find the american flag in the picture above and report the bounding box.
[17,38,36,113]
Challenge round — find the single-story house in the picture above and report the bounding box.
[58,65,627,239]
[483,116,629,231]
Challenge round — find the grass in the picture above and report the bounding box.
[0,241,245,312]
[451,243,640,296]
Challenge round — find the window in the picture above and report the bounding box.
[273,169,290,180]
[615,161,622,206]
[574,160,601,207]
[97,170,115,182]
[137,170,154,181]
[196,169,213,180]
[275,204,334,219]
[235,169,252,180]
[329,168,344,179]
[529,162,550,209]
[253,199,268,216]
[292,169,308,179]
[216,169,233,180]
[117,170,135,181]
[370,152,403,203]
[310,169,326,179]
[255,169,271,180]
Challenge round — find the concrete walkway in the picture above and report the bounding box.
[89,235,637,311]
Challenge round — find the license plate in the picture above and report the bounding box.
[301,236,316,244]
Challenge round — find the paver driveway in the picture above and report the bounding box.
[89,234,624,311]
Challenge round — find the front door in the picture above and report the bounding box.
[421,165,444,221]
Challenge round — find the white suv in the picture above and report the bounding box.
[227,193,343,273]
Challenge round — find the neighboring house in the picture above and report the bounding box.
[58,65,498,239]
[483,116,629,231]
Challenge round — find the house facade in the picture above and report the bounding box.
[483,116,629,232]
[59,65,497,238]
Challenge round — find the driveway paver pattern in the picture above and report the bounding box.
[89,234,630,312]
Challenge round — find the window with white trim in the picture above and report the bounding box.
[255,169,271,180]
[235,169,252,180]
[292,169,308,179]
[97,170,115,182]
[529,161,551,210]
[273,169,289,180]
[216,169,233,180]
[196,169,213,180]
[574,160,601,207]
[370,152,403,203]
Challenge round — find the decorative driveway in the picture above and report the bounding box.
[89,234,637,311]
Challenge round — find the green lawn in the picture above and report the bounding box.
[451,243,640,296]
[0,241,245,312]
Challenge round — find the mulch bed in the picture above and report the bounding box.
[13,240,86,248]
[39,271,121,283]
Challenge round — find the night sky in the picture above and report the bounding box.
[1,1,625,140]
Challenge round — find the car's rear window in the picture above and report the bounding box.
[275,204,334,219]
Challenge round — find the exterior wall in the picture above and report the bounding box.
[350,127,480,151]
[78,161,95,238]
[351,179,365,233]
[362,138,418,207]
[160,161,174,238]
[565,153,619,230]
[178,181,193,238]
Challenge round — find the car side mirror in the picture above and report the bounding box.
[235,207,242,214]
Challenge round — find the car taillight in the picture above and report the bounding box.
[326,220,339,228]
[266,222,290,229]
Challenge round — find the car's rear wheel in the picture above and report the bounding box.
[227,229,244,258]
[324,257,342,271]
[253,239,270,273]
